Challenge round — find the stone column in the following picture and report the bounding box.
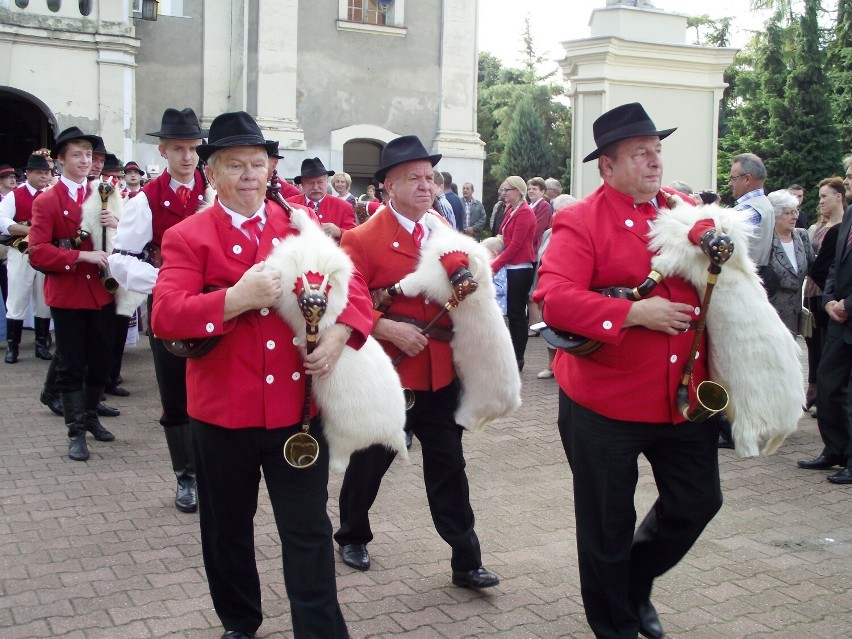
[201,0,248,122]
[432,0,485,187]
[560,5,737,197]
[254,0,305,152]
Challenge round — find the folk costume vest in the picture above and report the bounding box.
[145,169,207,247]
[11,183,41,223]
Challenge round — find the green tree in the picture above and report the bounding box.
[774,0,840,216]
[476,47,571,213]
[827,0,852,153]
[498,93,554,180]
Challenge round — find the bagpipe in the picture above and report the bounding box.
[80,181,147,317]
[542,193,802,456]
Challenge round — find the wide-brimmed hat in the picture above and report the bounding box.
[582,102,676,162]
[196,111,278,162]
[374,135,442,182]
[51,127,103,158]
[0,164,15,177]
[24,153,52,171]
[293,157,334,185]
[267,141,283,160]
[124,161,145,176]
[147,107,209,140]
[103,153,123,173]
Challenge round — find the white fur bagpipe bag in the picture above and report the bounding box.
[395,212,522,430]
[264,207,408,473]
[648,200,803,457]
[80,183,148,317]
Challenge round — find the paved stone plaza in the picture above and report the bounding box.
[1,331,850,638]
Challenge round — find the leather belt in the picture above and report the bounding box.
[384,314,453,342]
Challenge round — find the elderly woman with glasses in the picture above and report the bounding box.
[765,189,815,336]
[492,175,537,371]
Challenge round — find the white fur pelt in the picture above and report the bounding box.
[81,184,148,317]
[264,206,408,473]
[648,201,803,457]
[397,214,522,430]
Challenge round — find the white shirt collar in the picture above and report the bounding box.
[389,201,430,240]
[219,200,266,230]
[60,174,86,197]
[169,175,195,192]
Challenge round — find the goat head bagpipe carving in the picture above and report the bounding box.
[264,206,408,473]
[648,199,803,457]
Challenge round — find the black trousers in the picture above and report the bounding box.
[558,392,722,639]
[815,327,852,462]
[50,304,116,393]
[335,378,482,572]
[108,314,131,384]
[192,417,348,638]
[506,267,534,360]
[147,296,187,426]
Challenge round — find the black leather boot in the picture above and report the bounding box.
[164,423,198,513]
[40,356,64,415]
[33,317,53,361]
[5,318,23,364]
[61,390,89,461]
[84,386,116,442]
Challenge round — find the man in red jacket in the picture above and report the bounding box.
[287,157,355,242]
[333,135,500,590]
[152,111,371,639]
[108,107,210,514]
[0,151,53,363]
[28,128,117,461]
[534,103,723,639]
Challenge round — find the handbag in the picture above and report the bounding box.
[799,298,815,338]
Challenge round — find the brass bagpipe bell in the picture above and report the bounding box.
[282,272,331,469]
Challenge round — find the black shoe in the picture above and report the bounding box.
[4,345,19,363]
[637,600,665,639]
[339,543,370,571]
[798,453,845,470]
[717,433,734,450]
[40,389,64,416]
[85,415,115,442]
[96,402,120,417]
[452,566,500,589]
[68,433,89,461]
[104,385,130,397]
[828,466,852,484]
[175,472,198,513]
[221,632,254,639]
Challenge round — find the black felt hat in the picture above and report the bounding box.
[24,153,52,171]
[103,153,123,172]
[267,141,283,159]
[374,135,441,182]
[51,127,103,158]
[146,107,209,140]
[0,164,16,177]
[582,102,676,162]
[195,111,278,162]
[293,157,334,185]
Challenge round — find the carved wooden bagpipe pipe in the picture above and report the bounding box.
[541,225,735,422]
[95,182,120,293]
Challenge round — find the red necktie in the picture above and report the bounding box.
[241,216,262,245]
[76,186,84,205]
[412,222,424,247]
[177,186,191,207]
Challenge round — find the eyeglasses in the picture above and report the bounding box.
[497,187,517,193]
[728,173,750,183]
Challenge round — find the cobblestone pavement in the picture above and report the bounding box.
[1,331,850,638]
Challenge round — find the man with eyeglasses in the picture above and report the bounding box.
[728,153,774,271]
